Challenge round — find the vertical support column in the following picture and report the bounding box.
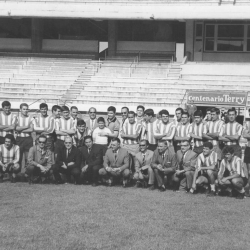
[31,18,43,53]
[108,20,118,56]
[185,20,194,61]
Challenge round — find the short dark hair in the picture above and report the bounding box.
[175,107,184,114]
[159,109,169,117]
[211,107,220,115]
[203,142,213,150]
[39,103,48,110]
[140,139,149,146]
[158,140,168,146]
[121,107,129,112]
[128,111,135,117]
[52,105,61,112]
[227,108,237,115]
[144,109,154,117]
[111,138,121,144]
[61,106,69,112]
[223,146,235,155]
[77,119,86,126]
[5,134,15,144]
[2,101,11,108]
[97,117,105,123]
[137,105,145,112]
[38,134,47,142]
[70,106,78,111]
[20,103,28,109]
[194,110,203,117]
[84,135,93,142]
[107,106,116,113]
[182,111,190,118]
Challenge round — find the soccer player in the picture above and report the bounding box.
[0,101,17,145]
[202,107,224,161]
[151,140,178,192]
[141,109,158,151]
[218,146,246,199]
[119,107,129,146]
[52,105,61,119]
[191,110,206,155]
[16,103,34,169]
[134,139,155,189]
[204,108,212,122]
[73,119,90,148]
[154,109,176,154]
[106,106,120,142]
[85,107,98,134]
[0,134,20,183]
[121,111,142,157]
[191,142,218,196]
[99,138,130,187]
[136,105,145,122]
[70,106,79,121]
[174,112,192,152]
[219,108,243,158]
[173,107,184,126]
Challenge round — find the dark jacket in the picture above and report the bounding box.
[80,144,103,168]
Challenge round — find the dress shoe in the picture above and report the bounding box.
[159,186,166,192]
[236,192,245,199]
[207,191,217,197]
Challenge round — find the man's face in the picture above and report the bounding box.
[206,111,211,121]
[158,142,167,154]
[3,106,11,115]
[84,138,93,149]
[107,111,115,120]
[62,110,70,119]
[137,108,144,118]
[203,147,211,157]
[194,116,202,125]
[111,141,120,152]
[98,121,105,129]
[128,114,135,124]
[175,111,182,121]
[211,112,218,121]
[144,114,151,123]
[225,152,234,162]
[20,106,29,116]
[181,141,190,153]
[228,111,236,123]
[71,108,78,119]
[40,107,48,117]
[161,114,169,124]
[182,114,189,124]
[121,108,128,121]
[38,137,46,150]
[5,138,13,149]
[89,108,96,120]
[77,124,86,133]
[64,138,73,150]
[139,141,148,153]
[53,108,61,118]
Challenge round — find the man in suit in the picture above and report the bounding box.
[53,136,81,184]
[80,135,103,186]
[173,140,197,192]
[86,107,98,135]
[99,138,130,187]
[133,139,155,189]
[151,140,178,191]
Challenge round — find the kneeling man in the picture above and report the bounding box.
[151,140,177,191]
[191,142,218,196]
[218,146,246,199]
[54,136,81,184]
[99,138,130,187]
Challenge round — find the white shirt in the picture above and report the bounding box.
[92,127,112,145]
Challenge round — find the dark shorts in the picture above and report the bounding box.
[0,136,5,145]
[16,136,33,152]
[244,146,250,164]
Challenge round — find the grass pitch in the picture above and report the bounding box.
[1,183,250,250]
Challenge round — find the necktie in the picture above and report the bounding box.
[66,149,69,159]
[142,154,146,166]
[114,152,117,160]
[162,154,165,161]
[88,148,91,154]
[179,153,184,170]
[91,120,94,130]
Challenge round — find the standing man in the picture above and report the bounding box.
[202,107,224,162]
[80,136,103,186]
[73,119,90,148]
[174,112,192,152]
[151,140,178,192]
[141,109,158,151]
[204,108,212,122]
[136,105,145,123]
[191,142,218,196]
[154,109,176,154]
[16,103,34,170]
[26,135,53,184]
[70,106,80,121]
[119,107,129,146]
[52,105,61,119]
[191,110,206,155]
[0,101,17,145]
[219,108,243,158]
[133,139,155,189]
[173,107,184,126]
[0,134,20,183]
[185,100,197,123]
[173,140,197,192]
[99,138,130,187]
[86,107,98,135]
[106,106,120,143]
[218,146,246,199]
[53,136,81,184]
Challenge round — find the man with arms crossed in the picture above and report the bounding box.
[136,105,145,123]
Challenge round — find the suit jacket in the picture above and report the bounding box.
[80,144,103,168]
[151,148,178,174]
[56,146,81,169]
[104,147,129,171]
[86,118,98,133]
[176,149,197,171]
[135,150,154,172]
